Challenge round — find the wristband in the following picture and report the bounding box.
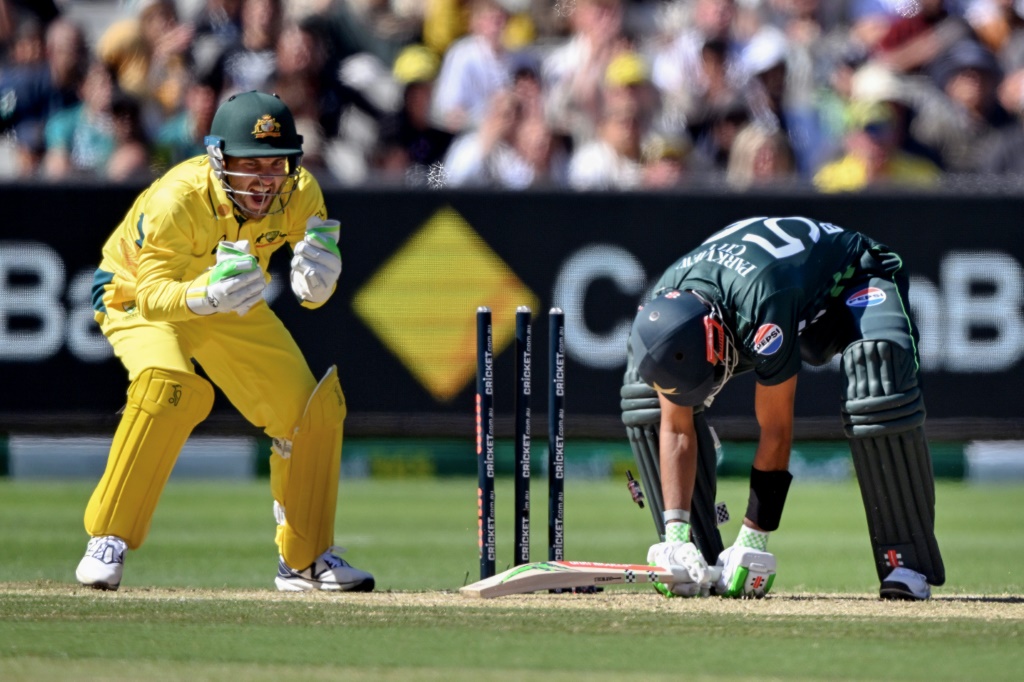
[663,509,690,524]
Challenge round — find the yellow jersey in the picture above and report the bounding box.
[92,155,327,322]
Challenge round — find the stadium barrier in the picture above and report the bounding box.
[1,185,1022,445]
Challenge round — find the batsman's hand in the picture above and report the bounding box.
[186,240,265,316]
[647,541,710,598]
[290,217,341,304]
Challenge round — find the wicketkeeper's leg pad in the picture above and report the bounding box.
[275,366,347,571]
[621,377,725,564]
[841,340,945,585]
[85,368,214,548]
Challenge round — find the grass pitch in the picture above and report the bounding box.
[1,477,1022,681]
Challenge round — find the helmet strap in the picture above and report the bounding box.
[704,315,725,365]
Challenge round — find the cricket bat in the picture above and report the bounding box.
[459,561,692,598]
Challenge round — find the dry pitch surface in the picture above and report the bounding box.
[4,583,1022,620]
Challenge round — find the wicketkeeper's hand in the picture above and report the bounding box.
[647,541,710,598]
[290,217,341,305]
[186,240,265,316]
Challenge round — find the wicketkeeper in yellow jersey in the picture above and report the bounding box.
[76,91,374,592]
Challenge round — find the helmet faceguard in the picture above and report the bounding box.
[205,91,304,219]
[630,289,738,408]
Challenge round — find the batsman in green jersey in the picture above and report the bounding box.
[624,216,944,600]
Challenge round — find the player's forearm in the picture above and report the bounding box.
[659,427,698,512]
[135,279,199,321]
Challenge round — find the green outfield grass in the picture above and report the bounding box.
[1,477,1022,681]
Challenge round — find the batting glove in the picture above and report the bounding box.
[647,541,710,598]
[712,545,776,599]
[186,240,265,316]
[290,217,341,305]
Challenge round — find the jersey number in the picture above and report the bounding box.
[703,217,841,260]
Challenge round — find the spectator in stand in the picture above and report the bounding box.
[96,0,194,119]
[977,69,1024,170]
[511,112,569,187]
[42,61,117,181]
[603,50,663,137]
[510,50,545,121]
[316,0,422,65]
[650,0,745,135]
[214,0,283,96]
[872,0,973,75]
[155,74,222,169]
[640,132,692,189]
[443,87,567,187]
[966,0,1024,63]
[689,95,750,175]
[814,42,869,172]
[921,38,1013,172]
[193,0,243,45]
[0,0,60,49]
[374,44,453,184]
[740,26,821,178]
[431,0,511,133]
[0,17,86,176]
[568,98,645,189]
[725,121,797,189]
[422,0,471,56]
[813,100,940,192]
[422,0,535,57]
[269,20,328,140]
[271,18,382,143]
[542,0,627,146]
[846,61,944,170]
[190,0,244,78]
[107,93,153,183]
[3,15,43,66]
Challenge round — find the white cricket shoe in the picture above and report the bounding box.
[713,545,776,598]
[275,547,375,592]
[76,536,127,591]
[880,567,931,600]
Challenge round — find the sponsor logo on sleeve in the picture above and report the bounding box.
[753,323,784,355]
[846,287,886,307]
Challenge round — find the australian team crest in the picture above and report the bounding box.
[252,114,281,139]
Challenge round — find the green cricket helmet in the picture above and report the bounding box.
[204,91,304,217]
[630,290,736,407]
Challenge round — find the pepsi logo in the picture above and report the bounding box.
[846,287,886,307]
[753,323,784,355]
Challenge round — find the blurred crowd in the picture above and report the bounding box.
[4,0,1024,192]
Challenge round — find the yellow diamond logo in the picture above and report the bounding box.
[353,206,539,402]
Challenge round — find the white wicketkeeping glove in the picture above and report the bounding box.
[290,217,341,304]
[186,240,265,316]
[647,541,711,598]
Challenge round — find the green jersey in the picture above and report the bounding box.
[652,216,881,385]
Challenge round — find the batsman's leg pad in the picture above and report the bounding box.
[621,377,724,564]
[278,366,347,571]
[841,340,945,585]
[621,379,664,536]
[85,368,214,548]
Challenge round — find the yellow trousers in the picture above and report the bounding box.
[85,300,340,568]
